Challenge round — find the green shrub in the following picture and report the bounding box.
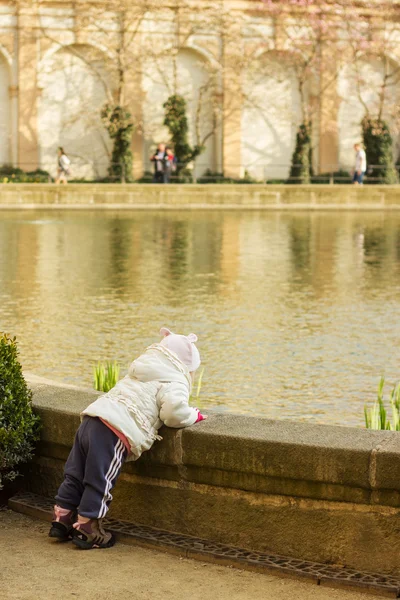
[93,361,121,393]
[288,121,313,184]
[311,170,351,184]
[25,169,51,183]
[362,117,399,184]
[0,334,40,490]
[0,165,50,183]
[364,377,400,430]
[197,169,259,184]
[135,171,154,184]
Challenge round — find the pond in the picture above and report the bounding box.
[1,209,400,427]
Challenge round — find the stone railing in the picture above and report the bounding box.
[1,183,400,209]
[25,374,400,574]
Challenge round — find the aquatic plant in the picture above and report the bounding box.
[195,368,204,399]
[93,361,121,393]
[188,368,205,404]
[364,377,400,430]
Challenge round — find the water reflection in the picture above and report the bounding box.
[1,210,400,426]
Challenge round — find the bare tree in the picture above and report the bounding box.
[244,0,353,182]
[28,0,233,180]
[339,1,400,182]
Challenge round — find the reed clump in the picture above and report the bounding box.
[364,377,400,430]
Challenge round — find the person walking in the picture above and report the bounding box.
[150,143,167,183]
[353,143,367,185]
[56,147,71,184]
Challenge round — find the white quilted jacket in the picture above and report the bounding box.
[82,344,199,460]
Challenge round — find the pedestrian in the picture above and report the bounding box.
[49,327,206,549]
[353,143,367,185]
[164,146,177,183]
[150,143,167,183]
[55,147,71,184]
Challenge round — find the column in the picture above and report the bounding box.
[127,69,144,180]
[318,41,339,174]
[221,11,242,179]
[9,85,18,166]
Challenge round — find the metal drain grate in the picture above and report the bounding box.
[8,491,400,597]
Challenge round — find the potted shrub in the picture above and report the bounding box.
[0,334,40,494]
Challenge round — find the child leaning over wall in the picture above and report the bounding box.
[49,328,206,549]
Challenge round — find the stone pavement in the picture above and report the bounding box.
[0,510,385,600]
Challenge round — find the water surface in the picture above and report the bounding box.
[1,210,399,426]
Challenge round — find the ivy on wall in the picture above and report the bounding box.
[101,104,134,183]
[163,94,204,181]
[289,121,313,184]
[361,116,399,184]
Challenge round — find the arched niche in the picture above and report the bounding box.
[142,46,218,178]
[38,44,114,180]
[241,51,304,181]
[337,56,400,170]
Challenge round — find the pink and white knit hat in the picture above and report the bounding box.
[159,327,201,372]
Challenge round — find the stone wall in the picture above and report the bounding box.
[24,374,400,575]
[1,183,400,209]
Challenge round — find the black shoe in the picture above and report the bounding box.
[49,506,77,541]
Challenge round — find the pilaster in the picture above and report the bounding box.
[221,12,242,179]
[318,40,340,174]
[17,7,39,170]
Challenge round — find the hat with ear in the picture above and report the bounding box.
[159,327,201,371]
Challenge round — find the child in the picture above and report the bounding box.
[49,328,205,549]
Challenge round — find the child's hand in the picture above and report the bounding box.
[195,411,207,423]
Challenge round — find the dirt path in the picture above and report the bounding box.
[0,510,384,600]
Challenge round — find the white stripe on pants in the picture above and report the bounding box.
[98,439,125,518]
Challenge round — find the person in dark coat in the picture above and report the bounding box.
[150,143,167,183]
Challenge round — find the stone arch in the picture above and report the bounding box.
[241,51,304,181]
[37,43,114,179]
[337,55,400,170]
[142,46,218,178]
[40,39,115,69]
[0,47,11,166]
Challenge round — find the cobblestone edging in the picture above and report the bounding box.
[8,491,400,598]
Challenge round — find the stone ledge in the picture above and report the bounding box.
[26,374,399,504]
[2,183,400,209]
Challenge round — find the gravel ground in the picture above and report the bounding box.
[0,509,386,600]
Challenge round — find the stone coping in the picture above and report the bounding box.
[1,183,400,209]
[25,373,400,507]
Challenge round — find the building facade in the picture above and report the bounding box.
[0,1,400,180]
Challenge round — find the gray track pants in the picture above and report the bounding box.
[56,416,128,519]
